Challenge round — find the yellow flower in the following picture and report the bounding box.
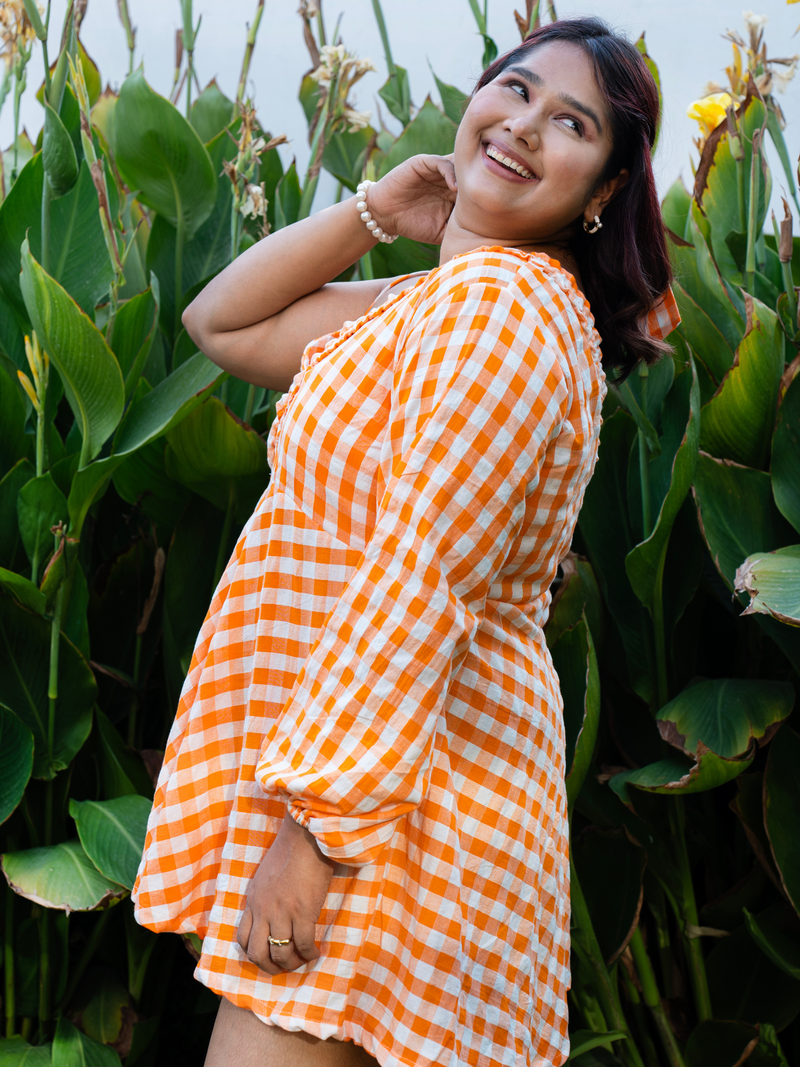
[687,92,733,138]
[17,369,39,413]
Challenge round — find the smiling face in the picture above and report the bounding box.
[451,40,626,249]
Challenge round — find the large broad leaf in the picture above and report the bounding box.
[190,79,235,143]
[274,161,302,230]
[145,126,236,340]
[67,455,124,539]
[550,616,600,811]
[433,72,468,127]
[0,704,34,824]
[0,459,35,571]
[699,297,784,469]
[378,66,411,127]
[0,568,46,615]
[93,708,154,800]
[0,1037,53,1065]
[693,454,796,588]
[743,904,800,981]
[706,922,800,1032]
[670,218,744,353]
[112,351,224,456]
[626,356,700,609]
[545,555,604,652]
[772,370,800,535]
[17,473,69,568]
[661,177,691,241]
[70,795,152,890]
[165,395,269,518]
[609,744,753,804]
[578,410,652,702]
[0,363,32,476]
[42,102,78,199]
[112,436,190,533]
[672,281,735,384]
[0,596,95,779]
[377,98,457,177]
[735,545,800,626]
[114,69,216,241]
[111,281,160,399]
[2,840,127,912]
[572,827,644,963]
[78,970,131,1048]
[764,726,800,917]
[0,155,114,324]
[656,677,794,759]
[322,126,373,192]
[20,240,124,465]
[51,1018,121,1067]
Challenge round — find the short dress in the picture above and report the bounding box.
[133,246,679,1067]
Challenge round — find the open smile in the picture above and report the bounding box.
[482,141,538,181]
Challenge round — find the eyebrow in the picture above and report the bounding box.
[503,64,604,135]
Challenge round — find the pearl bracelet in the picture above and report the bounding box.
[356,180,398,244]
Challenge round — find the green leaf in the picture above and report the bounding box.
[685,1020,761,1067]
[550,617,600,810]
[0,704,33,824]
[112,351,224,457]
[661,178,691,241]
[546,557,604,651]
[67,455,124,538]
[70,795,151,890]
[480,34,498,69]
[764,726,800,916]
[51,1018,120,1067]
[322,126,373,193]
[432,71,468,126]
[573,827,645,963]
[626,356,700,608]
[0,596,95,779]
[376,98,457,177]
[0,1037,52,1065]
[578,410,652,702]
[93,707,153,800]
[165,395,269,518]
[609,746,753,804]
[670,219,744,353]
[0,568,46,614]
[17,473,68,566]
[772,370,800,535]
[743,904,800,981]
[699,297,784,469]
[735,545,800,627]
[2,840,127,912]
[706,921,800,1032]
[568,1032,628,1062]
[42,103,78,199]
[0,459,35,571]
[656,677,794,759]
[114,68,216,240]
[79,971,130,1047]
[378,65,411,126]
[190,79,235,143]
[274,161,302,230]
[1,129,35,198]
[20,240,124,465]
[693,453,796,589]
[113,436,190,533]
[0,361,33,477]
[111,281,160,400]
[673,282,735,384]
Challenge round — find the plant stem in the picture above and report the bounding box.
[620,965,660,1067]
[745,129,760,295]
[58,908,111,1012]
[42,38,51,101]
[629,928,686,1067]
[668,798,712,1022]
[46,584,64,840]
[236,0,265,105]
[4,846,16,1037]
[371,0,396,76]
[466,0,487,34]
[41,177,52,274]
[651,549,669,708]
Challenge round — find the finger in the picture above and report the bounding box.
[292,917,320,963]
[266,933,297,972]
[237,906,253,953]
[246,916,281,975]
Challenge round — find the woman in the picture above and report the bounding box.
[133,16,679,1067]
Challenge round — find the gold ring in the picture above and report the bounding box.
[268,936,292,946]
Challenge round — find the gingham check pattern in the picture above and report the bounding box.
[133,248,679,1067]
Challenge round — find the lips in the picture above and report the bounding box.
[483,141,538,181]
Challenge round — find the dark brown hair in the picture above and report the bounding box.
[475,17,672,379]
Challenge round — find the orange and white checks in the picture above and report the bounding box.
[133,247,679,1067]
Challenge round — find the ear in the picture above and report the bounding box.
[585,168,629,223]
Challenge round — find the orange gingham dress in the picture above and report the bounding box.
[133,247,679,1067]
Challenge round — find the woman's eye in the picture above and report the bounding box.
[562,117,583,135]
[508,81,528,99]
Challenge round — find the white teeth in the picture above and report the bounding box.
[485,144,534,179]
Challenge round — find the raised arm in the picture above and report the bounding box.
[182,155,458,391]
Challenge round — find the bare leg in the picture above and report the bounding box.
[204,997,379,1067]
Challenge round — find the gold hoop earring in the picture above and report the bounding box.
[583,215,603,234]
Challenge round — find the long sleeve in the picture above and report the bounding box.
[255,263,572,865]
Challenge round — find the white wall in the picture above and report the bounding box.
[2,0,798,213]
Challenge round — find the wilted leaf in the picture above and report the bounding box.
[70,796,151,890]
[735,545,800,626]
[610,744,753,804]
[2,841,127,912]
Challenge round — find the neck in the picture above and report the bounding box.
[438,214,581,287]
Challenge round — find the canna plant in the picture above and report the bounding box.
[0,0,798,1064]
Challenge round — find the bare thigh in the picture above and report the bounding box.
[204,997,380,1067]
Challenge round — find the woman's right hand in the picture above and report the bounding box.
[366,154,457,246]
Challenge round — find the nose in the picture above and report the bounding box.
[505,108,541,153]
